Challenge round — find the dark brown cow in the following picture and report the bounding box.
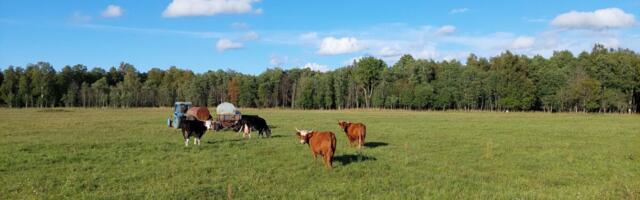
[295,129,337,169]
[338,121,366,149]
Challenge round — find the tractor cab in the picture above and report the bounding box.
[167,102,192,128]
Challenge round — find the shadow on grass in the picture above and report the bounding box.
[334,154,377,166]
[205,138,245,145]
[203,134,282,145]
[364,142,388,148]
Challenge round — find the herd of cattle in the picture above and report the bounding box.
[175,107,366,169]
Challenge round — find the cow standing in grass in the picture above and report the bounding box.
[179,116,213,146]
[295,129,337,169]
[234,115,271,138]
[338,121,366,149]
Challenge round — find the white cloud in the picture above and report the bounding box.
[163,0,261,17]
[102,5,123,18]
[71,12,92,23]
[270,55,286,66]
[343,56,364,65]
[412,46,440,59]
[231,22,249,29]
[260,23,639,65]
[378,46,403,58]
[303,62,330,72]
[524,17,547,23]
[436,25,456,36]
[317,37,364,55]
[216,38,243,51]
[243,31,259,40]
[599,38,620,48]
[300,32,319,41]
[510,36,536,49]
[450,8,469,14]
[551,8,636,29]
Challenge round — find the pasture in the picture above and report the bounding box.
[1,108,639,199]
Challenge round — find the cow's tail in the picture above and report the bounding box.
[359,126,366,149]
[331,133,337,153]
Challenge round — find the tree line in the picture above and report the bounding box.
[1,44,639,113]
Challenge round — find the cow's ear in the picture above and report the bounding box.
[296,132,301,136]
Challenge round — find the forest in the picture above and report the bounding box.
[1,44,639,113]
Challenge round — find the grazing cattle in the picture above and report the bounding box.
[295,129,337,169]
[179,117,207,146]
[234,115,271,138]
[338,121,366,149]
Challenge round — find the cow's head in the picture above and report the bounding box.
[295,128,313,144]
[204,120,214,130]
[338,121,351,129]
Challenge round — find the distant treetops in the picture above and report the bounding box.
[1,44,639,113]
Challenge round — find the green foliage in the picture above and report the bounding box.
[353,57,386,108]
[1,45,639,113]
[0,66,18,107]
[238,76,257,108]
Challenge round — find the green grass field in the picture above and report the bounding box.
[1,108,639,199]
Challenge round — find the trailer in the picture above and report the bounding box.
[213,102,242,131]
[167,102,241,131]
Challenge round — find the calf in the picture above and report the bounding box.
[295,129,337,169]
[178,117,208,146]
[234,115,271,138]
[338,121,366,149]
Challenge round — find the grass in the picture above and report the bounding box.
[0,108,639,199]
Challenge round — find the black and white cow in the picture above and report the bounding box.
[234,115,271,138]
[178,116,213,146]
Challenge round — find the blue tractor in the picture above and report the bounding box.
[167,102,192,129]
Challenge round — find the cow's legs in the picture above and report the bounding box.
[243,124,251,139]
[183,130,190,146]
[196,135,202,145]
[310,152,318,163]
[324,155,332,169]
[237,124,243,135]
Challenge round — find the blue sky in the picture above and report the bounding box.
[1,0,639,74]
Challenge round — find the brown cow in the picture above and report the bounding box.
[338,121,366,149]
[295,129,337,169]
